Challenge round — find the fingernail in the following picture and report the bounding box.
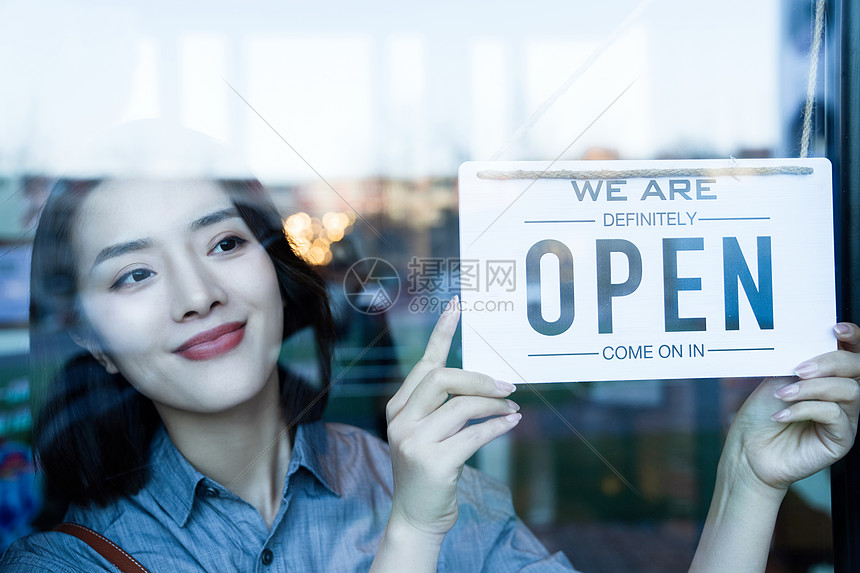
[834,323,850,336]
[506,399,520,412]
[444,296,459,315]
[771,408,791,421]
[794,362,818,378]
[504,413,522,423]
[775,383,799,399]
[495,380,516,393]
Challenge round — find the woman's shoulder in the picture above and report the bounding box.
[301,422,575,570]
[1,475,183,572]
[1,529,115,572]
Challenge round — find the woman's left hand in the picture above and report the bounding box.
[726,322,860,495]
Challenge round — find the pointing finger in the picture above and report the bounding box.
[387,297,460,419]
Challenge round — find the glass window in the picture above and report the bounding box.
[0,1,852,570]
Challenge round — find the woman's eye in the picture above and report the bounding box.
[111,268,154,290]
[212,236,246,254]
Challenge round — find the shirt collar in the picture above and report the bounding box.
[288,421,342,498]
[143,421,341,528]
[144,425,207,528]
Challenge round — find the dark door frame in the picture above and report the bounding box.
[829,0,860,570]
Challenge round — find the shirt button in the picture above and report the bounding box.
[261,549,274,566]
[202,486,219,498]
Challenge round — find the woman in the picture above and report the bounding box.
[6,164,569,571]
[2,123,859,571]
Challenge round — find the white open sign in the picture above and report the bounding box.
[458,159,836,383]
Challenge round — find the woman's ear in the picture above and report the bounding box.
[69,330,119,374]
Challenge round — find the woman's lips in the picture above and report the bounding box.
[175,322,246,361]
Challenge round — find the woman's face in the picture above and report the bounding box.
[72,179,285,415]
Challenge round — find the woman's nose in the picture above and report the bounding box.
[169,257,227,321]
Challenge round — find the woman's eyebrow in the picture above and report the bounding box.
[91,208,241,271]
[190,207,241,231]
[93,239,153,269]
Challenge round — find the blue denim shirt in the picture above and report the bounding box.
[1,422,576,572]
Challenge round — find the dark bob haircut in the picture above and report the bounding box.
[30,177,335,508]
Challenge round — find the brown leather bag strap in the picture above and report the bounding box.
[53,522,150,573]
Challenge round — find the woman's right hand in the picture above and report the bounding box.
[690,322,860,573]
[381,296,520,549]
[723,322,860,497]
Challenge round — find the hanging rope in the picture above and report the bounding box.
[800,0,826,158]
[477,165,814,180]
